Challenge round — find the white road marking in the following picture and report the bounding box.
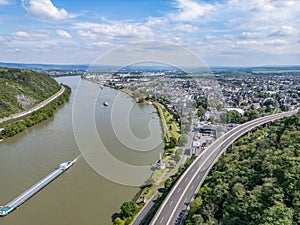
[159,217,164,224]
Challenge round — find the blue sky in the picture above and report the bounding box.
[0,0,299,66]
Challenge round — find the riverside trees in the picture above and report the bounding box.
[0,85,71,139]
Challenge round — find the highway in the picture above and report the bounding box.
[0,85,65,125]
[131,113,198,225]
[131,193,159,225]
[149,110,298,225]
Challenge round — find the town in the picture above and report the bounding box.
[83,68,300,157]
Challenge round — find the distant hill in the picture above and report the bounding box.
[0,67,60,118]
[1,62,299,74]
[0,62,88,71]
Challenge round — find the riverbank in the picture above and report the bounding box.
[105,85,186,224]
[0,76,146,225]
[82,78,186,224]
[104,84,181,150]
[0,85,71,140]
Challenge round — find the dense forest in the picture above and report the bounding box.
[185,113,300,225]
[0,67,60,118]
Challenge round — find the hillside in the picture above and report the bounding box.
[185,113,300,225]
[0,67,60,118]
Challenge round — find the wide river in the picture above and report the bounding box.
[0,76,163,225]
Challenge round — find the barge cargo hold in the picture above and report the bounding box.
[0,161,74,217]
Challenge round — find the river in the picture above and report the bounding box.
[0,76,163,225]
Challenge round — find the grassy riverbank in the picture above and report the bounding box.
[0,85,71,139]
[108,86,185,225]
[106,84,181,150]
[0,67,61,118]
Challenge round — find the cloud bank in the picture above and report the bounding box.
[22,0,74,22]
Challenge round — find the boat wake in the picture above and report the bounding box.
[74,155,82,162]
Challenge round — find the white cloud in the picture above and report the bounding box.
[56,29,72,39]
[74,22,154,39]
[95,24,152,37]
[241,32,263,39]
[13,31,30,39]
[227,0,298,13]
[147,17,168,26]
[251,0,298,12]
[77,30,98,39]
[86,41,112,49]
[73,22,99,29]
[270,25,298,37]
[265,39,288,45]
[9,37,58,50]
[171,0,214,21]
[7,30,76,52]
[218,0,300,29]
[0,0,10,5]
[13,31,49,40]
[247,0,276,12]
[174,23,199,33]
[1,0,299,66]
[236,40,259,46]
[22,0,73,22]
[204,35,216,41]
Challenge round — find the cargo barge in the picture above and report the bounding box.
[0,161,74,217]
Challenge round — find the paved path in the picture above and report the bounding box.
[0,85,65,126]
[131,110,196,225]
[153,102,171,139]
[131,192,159,225]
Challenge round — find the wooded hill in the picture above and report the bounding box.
[185,113,300,225]
[0,67,60,118]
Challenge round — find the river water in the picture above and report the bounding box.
[0,76,163,225]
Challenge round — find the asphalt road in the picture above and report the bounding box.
[0,85,65,125]
[131,193,159,225]
[149,110,298,225]
[131,115,197,225]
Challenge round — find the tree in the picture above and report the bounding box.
[280,104,288,112]
[184,113,300,225]
[208,115,217,123]
[227,110,242,123]
[264,99,275,107]
[178,134,187,147]
[164,178,173,190]
[174,149,182,162]
[232,183,246,200]
[120,201,139,219]
[196,98,207,109]
[137,97,145,103]
[198,106,205,119]
[244,110,259,121]
[168,136,178,149]
[113,217,125,225]
[189,196,203,215]
[261,202,294,225]
[185,214,205,225]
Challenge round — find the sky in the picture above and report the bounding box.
[0,0,299,66]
